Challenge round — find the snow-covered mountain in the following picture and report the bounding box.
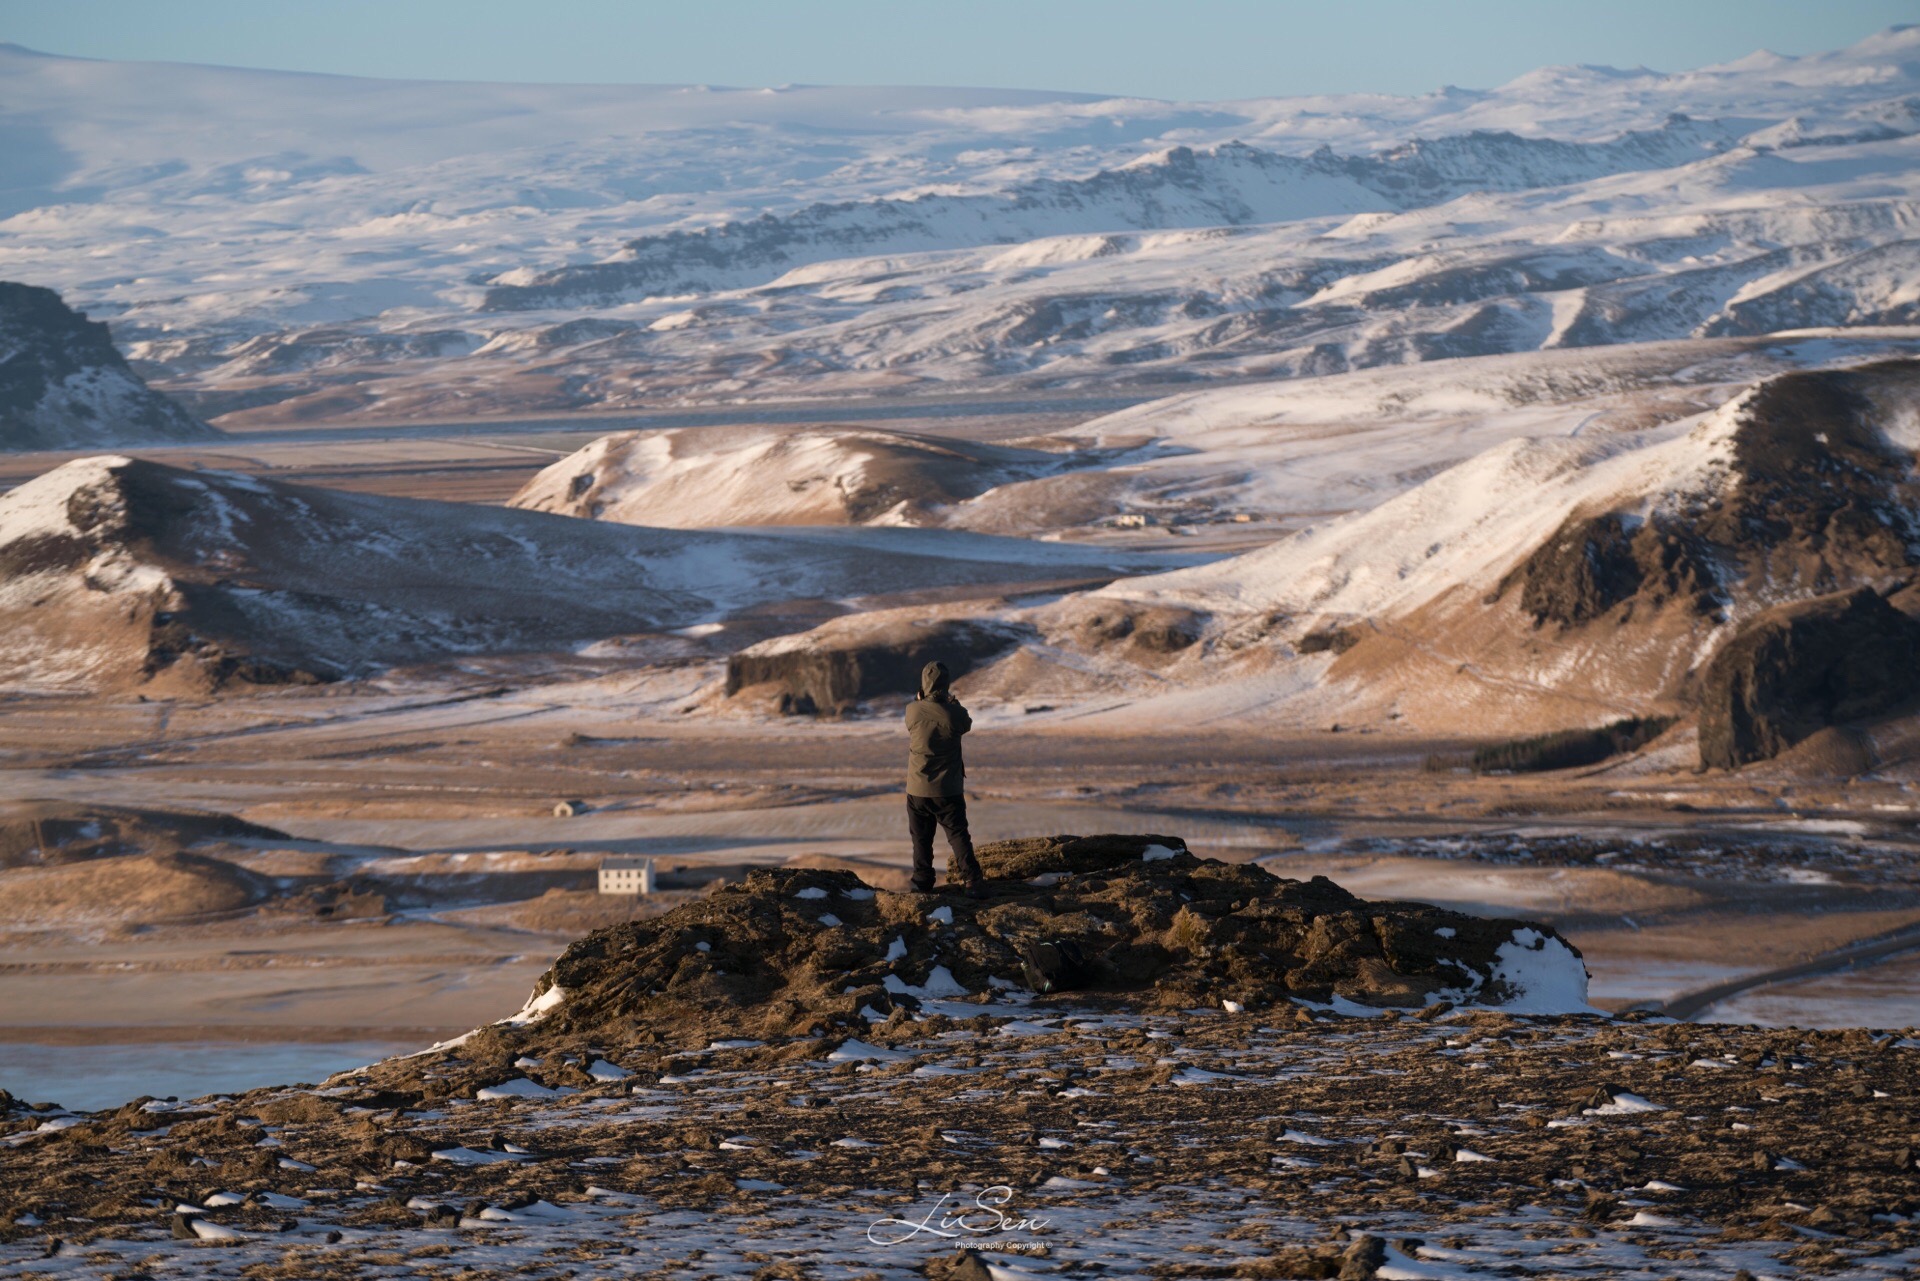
[0,282,213,450]
[479,120,1735,311]
[2,30,1919,423]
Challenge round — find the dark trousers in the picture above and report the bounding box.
[907,793,981,889]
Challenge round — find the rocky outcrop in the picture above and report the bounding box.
[1064,602,1204,657]
[725,618,1029,713]
[1513,512,1718,627]
[1511,365,1920,632]
[1698,587,1920,768]
[0,282,215,451]
[515,836,1587,1055]
[1699,365,1920,589]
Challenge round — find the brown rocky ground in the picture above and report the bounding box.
[1,997,1916,1278]
[0,848,1916,1279]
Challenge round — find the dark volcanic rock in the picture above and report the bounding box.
[1514,512,1718,627]
[1696,365,1920,591]
[725,618,1029,713]
[1506,363,1920,635]
[1698,587,1920,768]
[0,282,215,451]
[970,832,1191,879]
[479,838,1585,1066]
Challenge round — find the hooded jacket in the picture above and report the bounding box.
[905,660,971,797]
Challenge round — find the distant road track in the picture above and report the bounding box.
[1650,920,1920,1021]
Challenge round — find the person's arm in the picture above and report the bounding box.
[950,700,972,736]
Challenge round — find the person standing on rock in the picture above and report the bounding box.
[906,660,988,898]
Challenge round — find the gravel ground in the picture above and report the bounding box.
[2,1001,1917,1280]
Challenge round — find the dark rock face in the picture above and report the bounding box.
[1698,588,1920,769]
[1514,512,1717,627]
[1069,604,1204,657]
[528,836,1585,1049]
[1697,367,1920,591]
[0,282,215,450]
[1517,513,1643,626]
[1509,363,1920,635]
[725,619,1028,713]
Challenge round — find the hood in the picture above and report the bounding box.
[920,660,951,699]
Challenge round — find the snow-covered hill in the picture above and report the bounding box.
[517,332,1920,541]
[3,30,1919,422]
[709,354,1920,764]
[0,282,213,450]
[479,120,1735,311]
[0,455,1190,693]
[439,134,1920,412]
[509,427,1082,528]
[1063,358,1920,743]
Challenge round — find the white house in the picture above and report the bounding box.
[598,855,656,895]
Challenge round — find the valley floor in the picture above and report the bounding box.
[3,670,1918,1082]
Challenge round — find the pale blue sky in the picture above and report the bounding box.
[0,0,1912,100]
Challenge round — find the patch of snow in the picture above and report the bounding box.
[826,1039,916,1063]
[884,965,970,999]
[475,1078,571,1100]
[501,984,566,1028]
[1586,1091,1665,1115]
[735,1178,784,1192]
[189,1219,248,1241]
[1278,1128,1338,1145]
[1485,928,1597,1014]
[431,1146,526,1165]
